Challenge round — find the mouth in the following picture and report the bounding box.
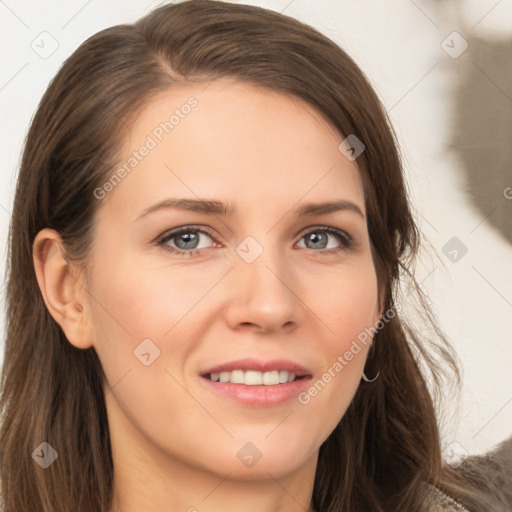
[199,358,312,407]
[200,357,311,384]
[203,369,305,385]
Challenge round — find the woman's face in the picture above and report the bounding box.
[85,78,381,481]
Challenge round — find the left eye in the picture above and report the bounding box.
[297,227,352,251]
[159,227,216,254]
[157,226,353,255]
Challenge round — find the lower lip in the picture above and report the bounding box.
[200,375,312,407]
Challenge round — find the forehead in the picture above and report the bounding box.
[102,78,365,220]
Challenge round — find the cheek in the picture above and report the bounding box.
[85,243,229,394]
[300,258,379,430]
[88,249,212,341]
[85,251,208,438]
[314,258,380,349]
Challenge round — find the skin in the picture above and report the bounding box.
[33,78,383,512]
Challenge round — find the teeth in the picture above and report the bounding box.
[262,370,279,385]
[207,370,297,385]
[230,370,245,384]
[245,370,262,385]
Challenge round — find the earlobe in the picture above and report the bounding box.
[32,228,93,349]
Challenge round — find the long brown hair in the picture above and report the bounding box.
[1,1,509,510]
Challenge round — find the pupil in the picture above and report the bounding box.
[177,232,198,249]
[308,232,326,249]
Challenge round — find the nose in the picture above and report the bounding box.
[222,242,302,334]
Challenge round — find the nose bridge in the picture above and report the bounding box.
[227,232,300,330]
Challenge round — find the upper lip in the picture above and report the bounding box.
[201,358,311,378]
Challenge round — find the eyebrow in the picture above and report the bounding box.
[135,198,365,221]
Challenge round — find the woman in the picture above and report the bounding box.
[0,1,510,511]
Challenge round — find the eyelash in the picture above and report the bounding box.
[156,225,355,257]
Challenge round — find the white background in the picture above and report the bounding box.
[1,0,511,459]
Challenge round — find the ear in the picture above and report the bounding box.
[32,228,93,349]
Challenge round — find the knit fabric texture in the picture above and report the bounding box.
[424,484,471,512]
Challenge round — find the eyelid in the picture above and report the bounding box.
[297,224,352,242]
[156,225,217,244]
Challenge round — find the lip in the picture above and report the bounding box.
[199,357,312,407]
[200,374,312,407]
[201,357,311,377]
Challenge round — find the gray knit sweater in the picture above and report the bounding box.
[424,484,470,511]
[423,435,512,511]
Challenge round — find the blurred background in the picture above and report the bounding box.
[1,0,511,461]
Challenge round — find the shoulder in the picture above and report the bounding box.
[422,484,471,512]
[422,436,512,511]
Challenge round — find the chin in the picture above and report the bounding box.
[214,458,304,482]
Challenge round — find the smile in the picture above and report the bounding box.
[206,369,299,385]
